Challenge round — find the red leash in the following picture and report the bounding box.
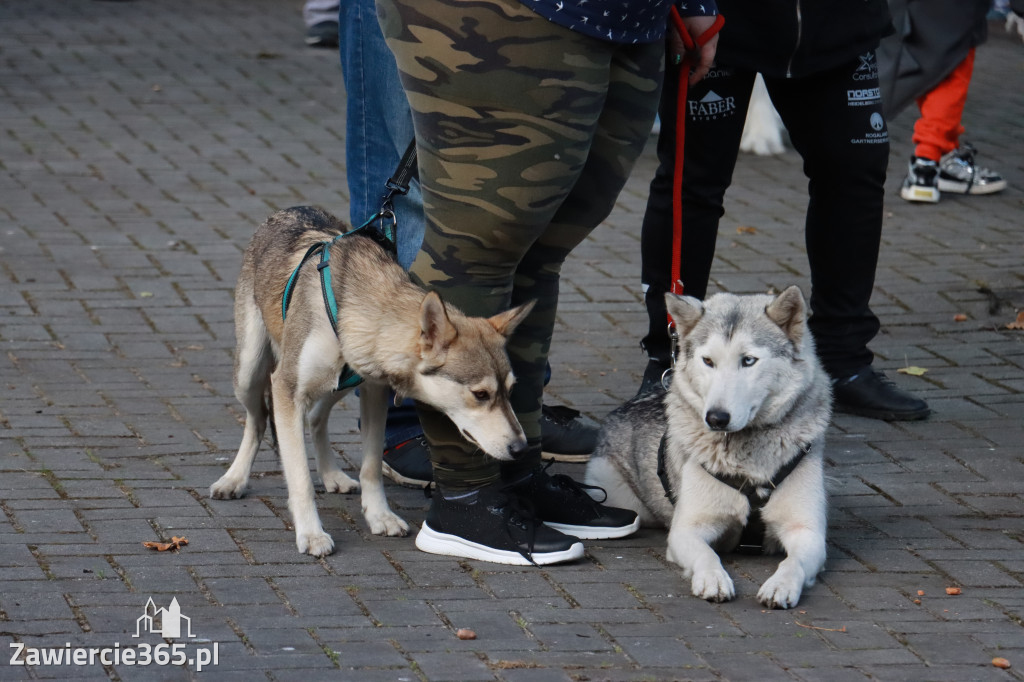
[667,9,725,299]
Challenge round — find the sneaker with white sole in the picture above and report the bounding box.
[415,483,584,566]
[540,404,599,463]
[382,436,433,488]
[506,463,640,540]
[900,156,940,203]
[937,144,1007,195]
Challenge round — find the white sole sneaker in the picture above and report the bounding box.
[544,516,641,540]
[900,184,940,203]
[414,522,585,566]
[937,176,1008,195]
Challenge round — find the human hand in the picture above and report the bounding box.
[669,14,720,85]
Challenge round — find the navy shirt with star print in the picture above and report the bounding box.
[523,0,718,44]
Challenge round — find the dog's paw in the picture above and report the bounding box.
[691,568,735,603]
[209,475,247,500]
[757,575,803,609]
[365,509,410,537]
[297,530,335,557]
[322,470,359,494]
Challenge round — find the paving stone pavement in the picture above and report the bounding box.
[1,1,1023,680]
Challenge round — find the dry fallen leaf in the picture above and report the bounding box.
[992,657,1011,669]
[1007,311,1024,330]
[945,586,961,595]
[897,366,928,376]
[142,536,188,552]
[736,226,758,235]
[456,628,477,640]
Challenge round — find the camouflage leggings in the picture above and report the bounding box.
[378,0,664,491]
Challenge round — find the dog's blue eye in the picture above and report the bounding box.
[742,356,758,367]
[702,357,714,368]
[472,390,490,401]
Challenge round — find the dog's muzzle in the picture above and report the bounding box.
[705,409,731,430]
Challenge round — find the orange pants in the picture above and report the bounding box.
[913,48,975,161]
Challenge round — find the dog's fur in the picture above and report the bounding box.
[211,207,533,557]
[739,74,786,157]
[585,287,830,608]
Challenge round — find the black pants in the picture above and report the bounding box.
[640,56,889,378]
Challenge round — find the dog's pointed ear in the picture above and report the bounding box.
[419,291,458,355]
[766,285,806,345]
[664,293,704,337]
[487,299,535,338]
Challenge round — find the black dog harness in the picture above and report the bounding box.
[657,435,809,554]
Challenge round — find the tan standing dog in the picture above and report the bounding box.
[211,207,533,556]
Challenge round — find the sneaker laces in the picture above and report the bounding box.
[954,142,978,165]
[492,491,542,566]
[948,143,979,188]
[425,485,544,566]
[538,460,609,504]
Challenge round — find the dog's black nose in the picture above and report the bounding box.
[508,440,530,460]
[706,410,731,430]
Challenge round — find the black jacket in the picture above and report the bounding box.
[877,0,989,118]
[714,0,893,79]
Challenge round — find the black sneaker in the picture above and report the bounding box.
[938,143,1007,195]
[508,464,640,540]
[832,366,931,421]
[415,484,584,566]
[635,359,672,398]
[541,404,599,463]
[382,436,433,488]
[900,156,940,203]
[305,21,339,48]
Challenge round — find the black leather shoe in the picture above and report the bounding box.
[540,404,599,463]
[382,437,433,488]
[832,366,931,421]
[636,359,672,398]
[507,464,640,540]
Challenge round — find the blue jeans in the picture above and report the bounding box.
[339,0,424,271]
[340,0,425,447]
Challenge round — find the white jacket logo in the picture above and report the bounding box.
[852,52,878,82]
[689,91,737,120]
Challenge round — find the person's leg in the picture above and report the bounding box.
[499,38,665,480]
[765,63,885,379]
[379,0,647,544]
[340,0,432,487]
[765,56,928,420]
[913,48,1007,197]
[913,49,975,162]
[340,0,423,270]
[638,65,753,390]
